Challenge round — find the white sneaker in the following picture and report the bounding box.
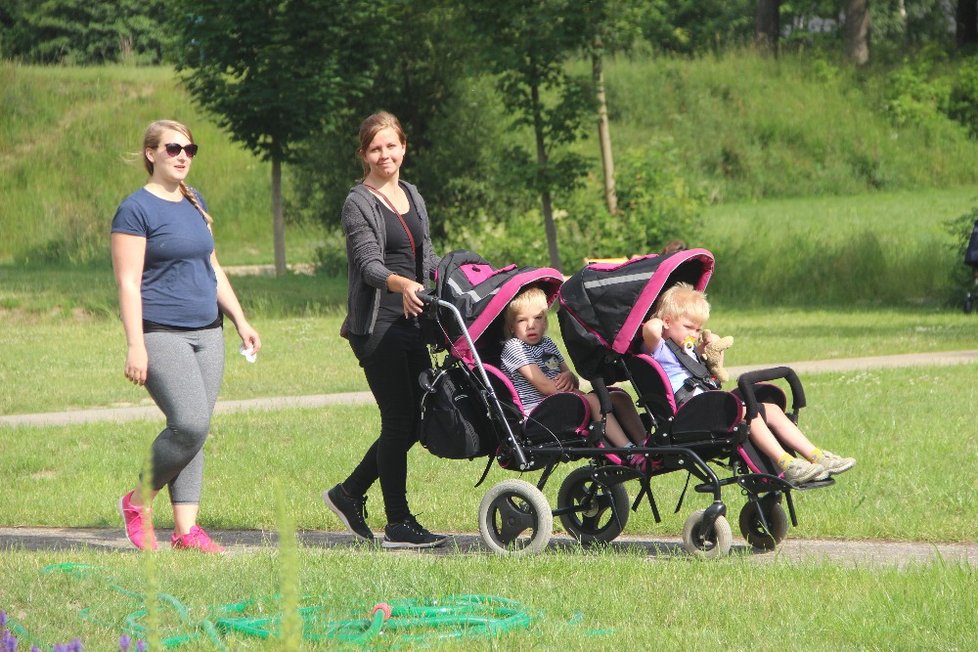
[782,458,827,484]
[819,451,856,476]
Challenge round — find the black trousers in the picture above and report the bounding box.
[344,319,430,523]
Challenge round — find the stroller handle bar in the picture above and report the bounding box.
[417,290,531,470]
[736,366,806,421]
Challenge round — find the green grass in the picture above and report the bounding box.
[2,364,977,648]
[0,63,322,267]
[2,550,974,650]
[3,362,977,541]
[701,187,978,306]
[3,304,977,415]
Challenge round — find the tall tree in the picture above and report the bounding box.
[171,0,376,276]
[755,0,782,54]
[958,0,978,48]
[463,0,592,272]
[580,0,644,216]
[845,0,872,64]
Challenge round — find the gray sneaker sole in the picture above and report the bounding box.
[381,536,447,550]
[322,490,374,541]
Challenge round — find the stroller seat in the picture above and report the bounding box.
[482,363,596,468]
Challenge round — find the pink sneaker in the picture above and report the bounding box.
[171,525,225,553]
[628,452,648,472]
[118,490,158,551]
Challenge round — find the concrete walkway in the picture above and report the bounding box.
[3,350,977,428]
[1,526,975,568]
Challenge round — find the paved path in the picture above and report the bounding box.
[1,527,975,568]
[3,350,977,428]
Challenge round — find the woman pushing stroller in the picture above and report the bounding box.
[642,282,856,485]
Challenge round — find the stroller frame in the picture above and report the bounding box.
[419,250,833,558]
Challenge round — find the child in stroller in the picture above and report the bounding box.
[641,282,856,484]
[500,286,648,466]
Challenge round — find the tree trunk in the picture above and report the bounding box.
[592,49,618,215]
[754,0,781,55]
[957,0,978,48]
[272,157,287,277]
[844,0,871,66]
[531,79,562,272]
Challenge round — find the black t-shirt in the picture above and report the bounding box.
[378,194,423,320]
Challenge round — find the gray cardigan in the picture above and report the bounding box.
[342,181,440,336]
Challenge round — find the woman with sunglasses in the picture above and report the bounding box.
[111,119,261,553]
[322,111,446,549]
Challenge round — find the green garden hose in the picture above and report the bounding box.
[23,564,544,649]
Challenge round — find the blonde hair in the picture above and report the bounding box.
[357,111,407,178]
[504,287,550,337]
[142,119,213,226]
[654,282,710,324]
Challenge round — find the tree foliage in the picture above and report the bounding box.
[0,0,172,64]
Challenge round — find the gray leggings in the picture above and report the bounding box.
[143,327,224,504]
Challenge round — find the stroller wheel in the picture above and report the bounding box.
[478,479,553,555]
[738,500,789,550]
[681,509,733,559]
[557,466,629,546]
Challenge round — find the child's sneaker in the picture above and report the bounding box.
[628,452,648,472]
[171,525,225,553]
[819,451,856,476]
[782,458,828,485]
[118,490,157,551]
[323,484,374,541]
[382,516,447,549]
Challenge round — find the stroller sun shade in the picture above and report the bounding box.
[558,248,714,381]
[425,250,564,362]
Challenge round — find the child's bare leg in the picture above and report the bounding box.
[610,391,646,444]
[748,416,791,462]
[760,402,817,458]
[582,393,630,447]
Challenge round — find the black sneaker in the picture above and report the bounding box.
[382,516,447,549]
[323,484,373,541]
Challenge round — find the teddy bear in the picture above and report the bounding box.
[700,329,734,384]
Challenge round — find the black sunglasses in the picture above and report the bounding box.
[163,143,199,158]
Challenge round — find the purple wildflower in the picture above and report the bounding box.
[135,641,147,652]
[0,610,6,627]
[119,634,131,651]
[68,640,83,651]
[2,628,16,652]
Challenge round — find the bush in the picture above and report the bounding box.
[946,57,978,138]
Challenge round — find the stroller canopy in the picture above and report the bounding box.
[426,250,564,362]
[558,248,714,380]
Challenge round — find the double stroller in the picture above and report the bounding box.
[418,249,833,558]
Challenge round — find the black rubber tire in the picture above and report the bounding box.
[738,500,789,550]
[478,479,553,555]
[556,466,630,546]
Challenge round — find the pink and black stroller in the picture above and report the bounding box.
[419,251,677,554]
[418,249,831,557]
[558,247,834,555]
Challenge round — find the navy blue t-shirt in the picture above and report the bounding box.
[111,188,218,328]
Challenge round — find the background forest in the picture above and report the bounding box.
[3,0,978,304]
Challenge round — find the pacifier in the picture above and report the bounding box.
[682,335,697,354]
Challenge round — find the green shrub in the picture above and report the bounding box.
[946,57,978,138]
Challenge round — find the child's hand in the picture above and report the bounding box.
[553,370,577,392]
